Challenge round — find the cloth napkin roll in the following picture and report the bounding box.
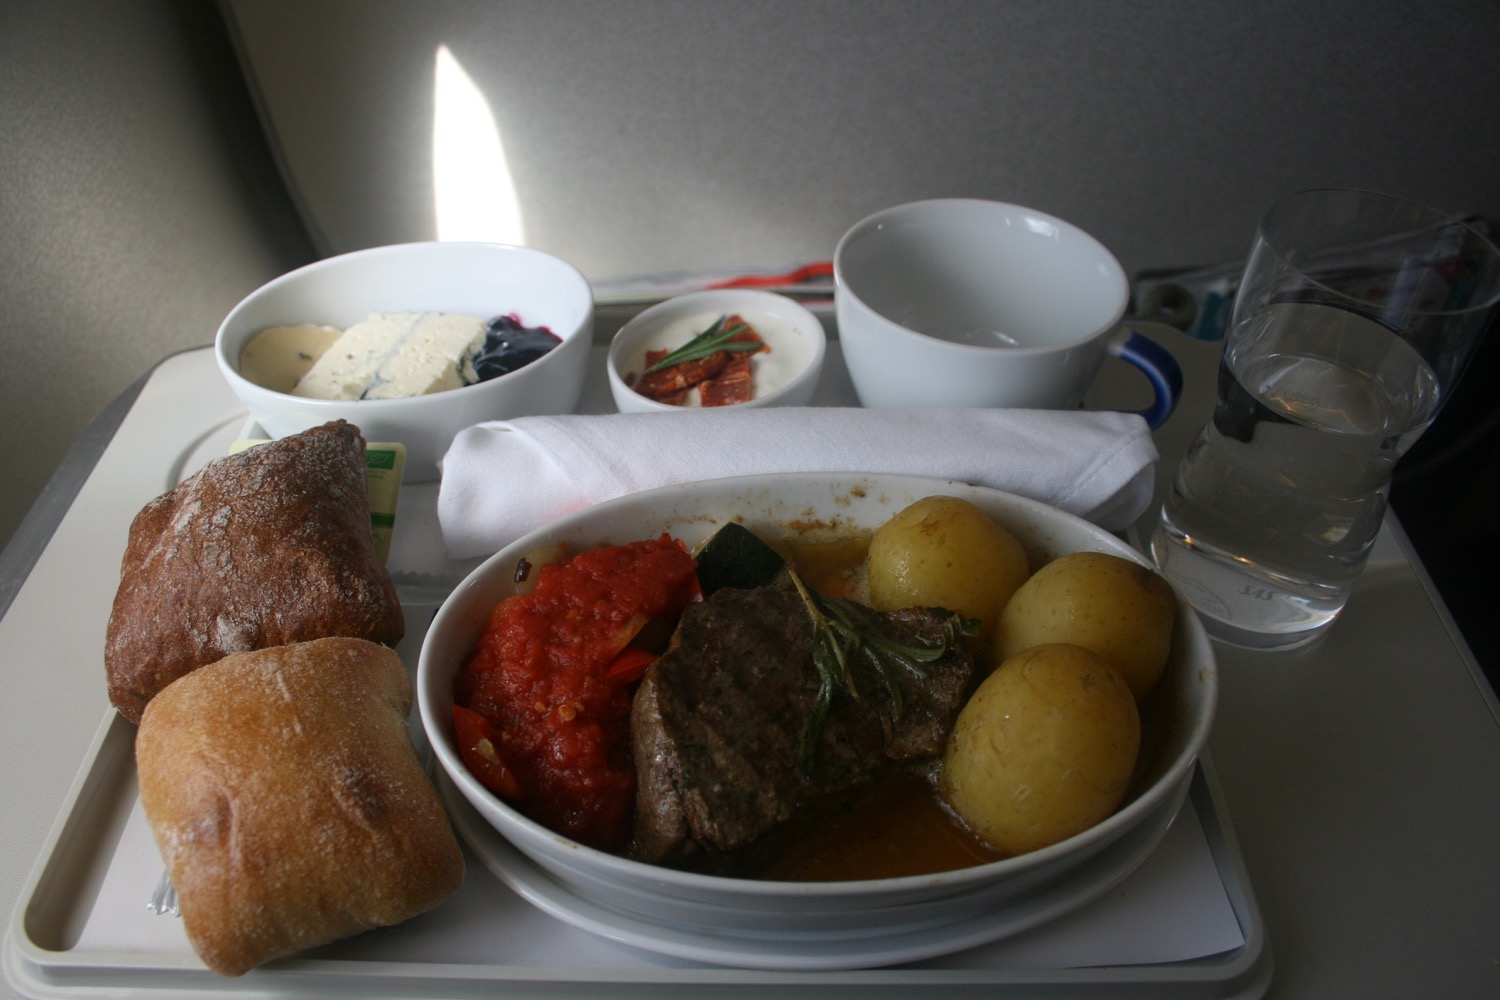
[437,407,1158,560]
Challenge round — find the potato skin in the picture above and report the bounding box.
[993,551,1175,701]
[940,643,1140,855]
[866,496,1029,648]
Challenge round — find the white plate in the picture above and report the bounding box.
[420,473,1217,942]
[439,768,1192,971]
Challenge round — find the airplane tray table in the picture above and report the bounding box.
[4,344,1270,999]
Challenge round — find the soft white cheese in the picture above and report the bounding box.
[291,312,487,400]
[238,323,343,393]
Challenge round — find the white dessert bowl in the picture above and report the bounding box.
[606,289,826,413]
[417,472,1217,950]
[214,241,594,482]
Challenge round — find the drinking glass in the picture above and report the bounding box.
[1150,188,1500,650]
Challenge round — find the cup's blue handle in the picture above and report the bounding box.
[1108,324,1183,429]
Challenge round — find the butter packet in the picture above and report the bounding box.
[229,438,406,564]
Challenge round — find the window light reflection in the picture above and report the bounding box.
[433,44,525,244]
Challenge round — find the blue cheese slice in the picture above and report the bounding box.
[291,312,487,400]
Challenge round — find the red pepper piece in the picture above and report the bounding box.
[453,703,524,800]
[604,646,659,685]
[699,352,755,406]
[635,352,730,400]
[632,317,768,405]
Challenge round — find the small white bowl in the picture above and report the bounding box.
[606,289,826,413]
[417,473,1216,960]
[215,242,594,481]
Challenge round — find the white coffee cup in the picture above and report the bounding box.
[834,199,1181,427]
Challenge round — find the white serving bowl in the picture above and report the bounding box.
[417,473,1217,954]
[606,289,826,412]
[215,242,594,482]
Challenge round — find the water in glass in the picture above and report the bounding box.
[1151,301,1440,648]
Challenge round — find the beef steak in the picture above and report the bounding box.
[629,578,974,873]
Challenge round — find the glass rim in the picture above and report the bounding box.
[1257,187,1500,317]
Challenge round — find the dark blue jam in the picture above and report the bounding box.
[472,314,562,381]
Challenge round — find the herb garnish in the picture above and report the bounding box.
[786,569,977,777]
[642,314,759,374]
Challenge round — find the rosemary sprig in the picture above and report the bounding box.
[642,314,758,374]
[786,569,977,777]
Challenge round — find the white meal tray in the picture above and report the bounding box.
[7,712,1268,999]
[5,345,1271,998]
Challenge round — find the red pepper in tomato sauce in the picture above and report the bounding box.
[452,535,700,851]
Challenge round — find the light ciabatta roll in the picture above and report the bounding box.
[135,636,463,976]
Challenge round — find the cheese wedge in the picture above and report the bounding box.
[292,312,487,400]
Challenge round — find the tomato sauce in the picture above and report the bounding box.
[452,535,700,851]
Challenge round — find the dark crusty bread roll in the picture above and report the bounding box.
[106,420,404,723]
[135,636,464,976]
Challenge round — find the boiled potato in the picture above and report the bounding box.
[940,643,1140,855]
[993,551,1175,701]
[866,496,1029,648]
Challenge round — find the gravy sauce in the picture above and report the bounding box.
[749,534,1006,881]
[755,770,1007,881]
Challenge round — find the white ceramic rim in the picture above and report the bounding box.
[418,471,1217,902]
[438,765,1193,969]
[832,198,1130,355]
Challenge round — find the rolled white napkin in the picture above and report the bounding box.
[437,407,1157,559]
